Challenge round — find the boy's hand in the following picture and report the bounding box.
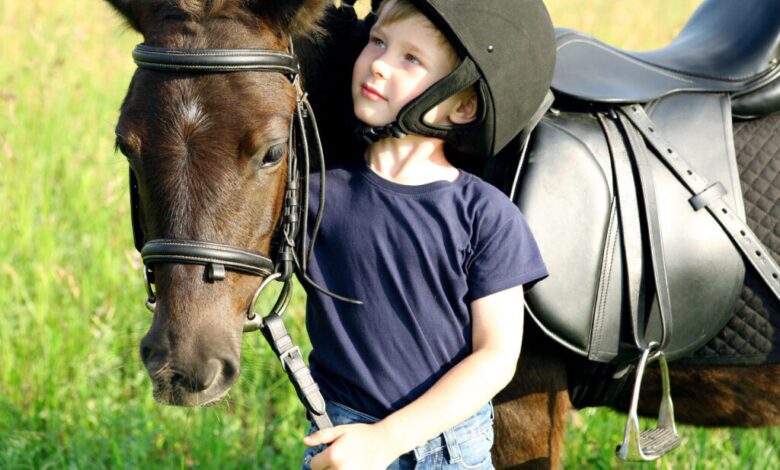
[304,423,399,470]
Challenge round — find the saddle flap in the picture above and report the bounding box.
[517,113,615,354]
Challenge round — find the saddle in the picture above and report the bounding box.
[518,92,748,363]
[504,0,780,460]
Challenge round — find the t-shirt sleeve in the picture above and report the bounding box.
[466,210,548,301]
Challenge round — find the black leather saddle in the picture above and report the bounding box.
[503,1,780,458]
[552,0,780,108]
[509,0,780,364]
[517,93,747,362]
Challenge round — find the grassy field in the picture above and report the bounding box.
[1,0,778,468]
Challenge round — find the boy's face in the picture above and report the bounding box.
[352,7,456,128]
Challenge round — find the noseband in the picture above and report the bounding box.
[128,41,340,429]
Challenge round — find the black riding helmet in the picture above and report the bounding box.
[357,0,556,158]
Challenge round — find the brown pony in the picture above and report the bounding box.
[107,0,334,406]
[105,0,780,468]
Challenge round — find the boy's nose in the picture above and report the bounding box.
[370,56,391,79]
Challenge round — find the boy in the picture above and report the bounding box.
[301,0,556,468]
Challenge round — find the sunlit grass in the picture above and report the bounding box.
[1,0,778,468]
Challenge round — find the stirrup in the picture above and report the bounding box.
[616,344,681,461]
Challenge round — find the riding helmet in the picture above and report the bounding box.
[358,0,556,158]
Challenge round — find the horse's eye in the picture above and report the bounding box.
[115,136,133,159]
[260,143,286,168]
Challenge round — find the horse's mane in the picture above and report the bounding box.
[295,6,369,166]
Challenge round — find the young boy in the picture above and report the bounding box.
[301,0,556,468]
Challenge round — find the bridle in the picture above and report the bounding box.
[130,43,308,321]
[127,41,346,430]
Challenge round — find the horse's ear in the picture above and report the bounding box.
[103,0,144,32]
[251,0,331,36]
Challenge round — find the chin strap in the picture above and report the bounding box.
[354,121,407,144]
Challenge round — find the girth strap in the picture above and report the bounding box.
[620,105,780,302]
[261,313,332,430]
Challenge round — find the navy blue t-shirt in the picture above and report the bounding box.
[304,160,548,419]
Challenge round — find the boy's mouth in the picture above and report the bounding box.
[361,84,387,101]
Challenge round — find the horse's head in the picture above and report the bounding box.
[106,0,328,406]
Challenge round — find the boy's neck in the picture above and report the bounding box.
[364,134,459,185]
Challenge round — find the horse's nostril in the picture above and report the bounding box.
[222,358,238,383]
[140,333,168,368]
[169,359,223,393]
[202,359,222,390]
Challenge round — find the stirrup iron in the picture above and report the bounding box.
[616,345,681,461]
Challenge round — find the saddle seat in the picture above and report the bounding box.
[553,0,780,103]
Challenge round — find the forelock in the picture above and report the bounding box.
[173,0,244,22]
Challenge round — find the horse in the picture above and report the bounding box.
[104,0,780,468]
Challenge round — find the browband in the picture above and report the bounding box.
[132,44,298,74]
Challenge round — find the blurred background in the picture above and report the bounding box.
[1,0,778,468]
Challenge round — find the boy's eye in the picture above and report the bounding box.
[371,37,385,48]
[405,54,421,66]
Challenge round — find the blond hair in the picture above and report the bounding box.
[374,0,460,70]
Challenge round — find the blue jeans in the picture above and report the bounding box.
[301,400,495,470]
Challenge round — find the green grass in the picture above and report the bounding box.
[0,0,778,468]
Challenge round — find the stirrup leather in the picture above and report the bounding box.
[616,344,681,461]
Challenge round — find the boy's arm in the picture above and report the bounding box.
[372,284,524,456]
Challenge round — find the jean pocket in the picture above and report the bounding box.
[455,424,494,469]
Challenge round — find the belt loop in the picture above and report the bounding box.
[443,427,461,464]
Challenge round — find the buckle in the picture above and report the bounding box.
[279,346,302,369]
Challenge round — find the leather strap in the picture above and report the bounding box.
[618,113,674,351]
[141,239,274,278]
[354,122,406,144]
[132,44,297,74]
[261,314,332,430]
[598,114,646,351]
[620,105,780,302]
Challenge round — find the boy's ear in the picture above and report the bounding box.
[449,91,478,125]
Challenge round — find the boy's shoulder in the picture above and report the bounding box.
[459,170,524,222]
